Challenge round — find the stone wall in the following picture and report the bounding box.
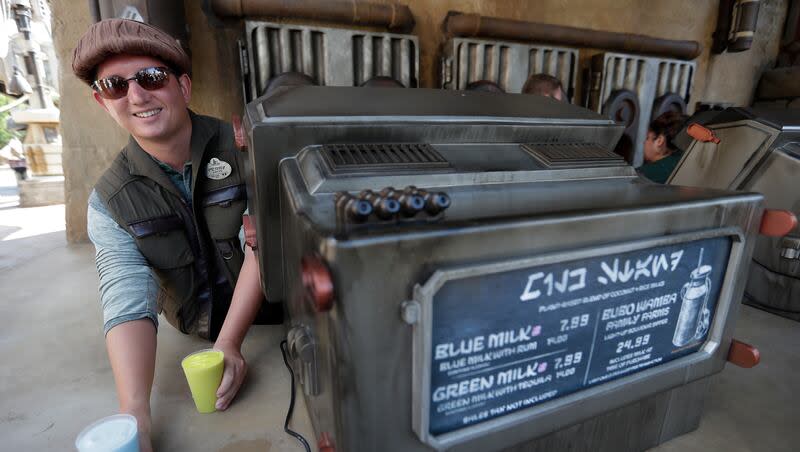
[52,0,788,242]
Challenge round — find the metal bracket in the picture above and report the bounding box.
[441,58,453,87]
[401,300,421,325]
[780,237,800,259]
[287,325,320,396]
[238,39,250,103]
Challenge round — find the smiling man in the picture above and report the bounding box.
[72,19,279,451]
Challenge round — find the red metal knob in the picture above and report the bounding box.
[759,209,798,237]
[301,256,334,312]
[232,114,247,151]
[318,432,336,452]
[727,339,760,368]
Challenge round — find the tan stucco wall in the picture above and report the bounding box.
[702,0,789,106]
[53,0,128,243]
[53,0,788,242]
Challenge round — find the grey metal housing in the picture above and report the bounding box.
[241,21,419,102]
[242,87,762,451]
[670,107,800,320]
[587,52,696,167]
[440,37,578,100]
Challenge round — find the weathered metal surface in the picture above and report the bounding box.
[443,12,701,60]
[211,0,415,32]
[241,21,419,101]
[587,53,696,167]
[670,107,800,321]
[243,87,762,451]
[440,37,578,100]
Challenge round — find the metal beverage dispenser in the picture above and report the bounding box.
[240,87,772,451]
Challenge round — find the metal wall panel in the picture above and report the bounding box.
[588,53,696,167]
[440,38,578,101]
[242,21,419,101]
[655,61,694,99]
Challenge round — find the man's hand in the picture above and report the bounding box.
[211,247,263,411]
[213,340,248,411]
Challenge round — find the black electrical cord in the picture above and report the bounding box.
[280,340,312,452]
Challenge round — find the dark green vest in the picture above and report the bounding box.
[95,113,247,340]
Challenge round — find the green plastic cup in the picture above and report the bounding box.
[181,349,224,413]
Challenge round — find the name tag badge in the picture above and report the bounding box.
[206,158,232,180]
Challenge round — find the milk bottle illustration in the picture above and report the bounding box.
[672,249,713,347]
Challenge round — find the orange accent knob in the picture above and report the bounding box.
[687,123,721,144]
[760,209,798,237]
[318,432,335,452]
[727,339,760,368]
[232,114,247,150]
[301,256,334,312]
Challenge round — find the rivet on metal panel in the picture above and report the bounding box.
[232,114,247,151]
[759,209,798,237]
[301,256,334,312]
[686,123,720,144]
[401,300,421,325]
[318,432,335,452]
[727,339,760,368]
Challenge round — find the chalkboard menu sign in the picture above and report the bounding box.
[427,236,731,435]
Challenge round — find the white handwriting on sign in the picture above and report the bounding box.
[518,249,686,302]
[520,268,587,301]
[596,251,683,285]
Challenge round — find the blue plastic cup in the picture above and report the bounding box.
[75,414,139,452]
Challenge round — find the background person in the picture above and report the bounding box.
[522,73,566,101]
[465,79,505,93]
[639,111,689,183]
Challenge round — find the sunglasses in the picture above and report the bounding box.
[92,66,173,100]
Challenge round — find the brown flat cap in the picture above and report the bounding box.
[72,19,190,85]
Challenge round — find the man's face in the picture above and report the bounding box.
[93,54,191,142]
